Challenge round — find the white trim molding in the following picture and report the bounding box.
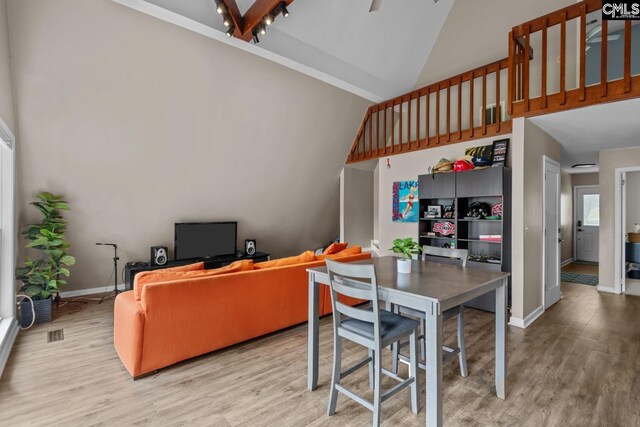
[59,284,126,298]
[596,285,618,295]
[561,258,574,267]
[0,318,18,379]
[509,305,545,329]
[614,166,640,295]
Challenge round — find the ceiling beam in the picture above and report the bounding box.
[222,0,244,37]
[240,0,295,42]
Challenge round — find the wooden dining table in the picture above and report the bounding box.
[306,256,510,427]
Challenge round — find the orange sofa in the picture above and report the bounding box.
[113,250,371,378]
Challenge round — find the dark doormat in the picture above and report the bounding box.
[561,272,598,286]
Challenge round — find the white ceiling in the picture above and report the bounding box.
[141,0,454,101]
[530,98,640,173]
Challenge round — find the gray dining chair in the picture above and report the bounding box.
[325,259,420,427]
[392,246,469,378]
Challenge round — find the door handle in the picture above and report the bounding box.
[578,229,584,232]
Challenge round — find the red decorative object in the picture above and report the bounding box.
[433,222,456,236]
[492,203,503,217]
[453,159,474,172]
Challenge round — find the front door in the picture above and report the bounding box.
[544,158,561,308]
[575,186,600,263]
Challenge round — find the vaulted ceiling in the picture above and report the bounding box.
[135,0,454,101]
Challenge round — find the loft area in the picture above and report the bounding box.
[348,0,640,163]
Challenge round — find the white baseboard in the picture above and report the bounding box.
[59,284,126,298]
[0,317,18,379]
[561,258,574,267]
[596,285,618,295]
[508,305,545,329]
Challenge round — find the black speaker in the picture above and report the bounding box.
[150,246,168,266]
[245,239,256,256]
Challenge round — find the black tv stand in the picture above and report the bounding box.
[124,251,270,290]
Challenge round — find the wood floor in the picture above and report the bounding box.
[1,282,639,426]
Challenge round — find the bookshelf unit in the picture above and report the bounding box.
[418,168,511,312]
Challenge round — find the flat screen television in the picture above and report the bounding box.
[174,222,237,261]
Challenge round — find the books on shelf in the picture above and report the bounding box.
[479,234,502,242]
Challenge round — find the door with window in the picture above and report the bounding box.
[575,186,599,263]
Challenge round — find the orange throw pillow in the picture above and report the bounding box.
[162,262,204,273]
[335,245,362,256]
[134,262,204,300]
[317,246,362,261]
[134,261,253,300]
[323,242,349,255]
[254,250,316,269]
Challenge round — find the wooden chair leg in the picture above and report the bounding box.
[409,330,420,414]
[457,306,468,378]
[372,348,383,427]
[327,336,342,416]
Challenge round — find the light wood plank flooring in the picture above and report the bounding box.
[1,282,639,426]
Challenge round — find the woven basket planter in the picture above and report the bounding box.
[19,297,52,328]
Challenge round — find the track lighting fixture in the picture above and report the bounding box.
[252,29,259,44]
[280,2,289,17]
[223,15,231,27]
[226,26,234,37]
[215,0,225,15]
[259,23,266,35]
[265,14,272,25]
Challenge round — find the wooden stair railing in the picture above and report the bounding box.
[347,59,512,163]
[509,0,640,118]
[348,0,640,164]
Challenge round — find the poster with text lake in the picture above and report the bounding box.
[392,181,419,223]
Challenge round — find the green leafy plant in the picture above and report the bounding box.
[389,237,423,260]
[15,192,75,300]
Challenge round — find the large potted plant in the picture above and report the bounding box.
[390,237,422,274]
[15,192,75,327]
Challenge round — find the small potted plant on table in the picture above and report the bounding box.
[390,237,422,274]
[15,192,75,327]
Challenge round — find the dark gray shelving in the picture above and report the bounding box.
[418,168,511,312]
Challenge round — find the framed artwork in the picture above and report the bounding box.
[491,138,509,167]
[392,181,419,222]
[443,204,455,219]
[425,205,442,219]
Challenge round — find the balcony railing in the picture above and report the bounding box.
[348,0,640,163]
[509,0,640,117]
[347,59,512,163]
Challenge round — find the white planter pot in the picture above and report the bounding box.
[397,258,412,274]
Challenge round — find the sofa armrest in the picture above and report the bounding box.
[113,291,146,378]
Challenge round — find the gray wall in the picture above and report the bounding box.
[414,0,575,88]
[512,118,562,321]
[8,0,371,292]
[341,167,374,248]
[572,172,599,187]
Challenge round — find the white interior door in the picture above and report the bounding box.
[544,158,561,308]
[575,186,600,263]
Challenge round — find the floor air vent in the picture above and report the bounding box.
[47,329,64,343]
